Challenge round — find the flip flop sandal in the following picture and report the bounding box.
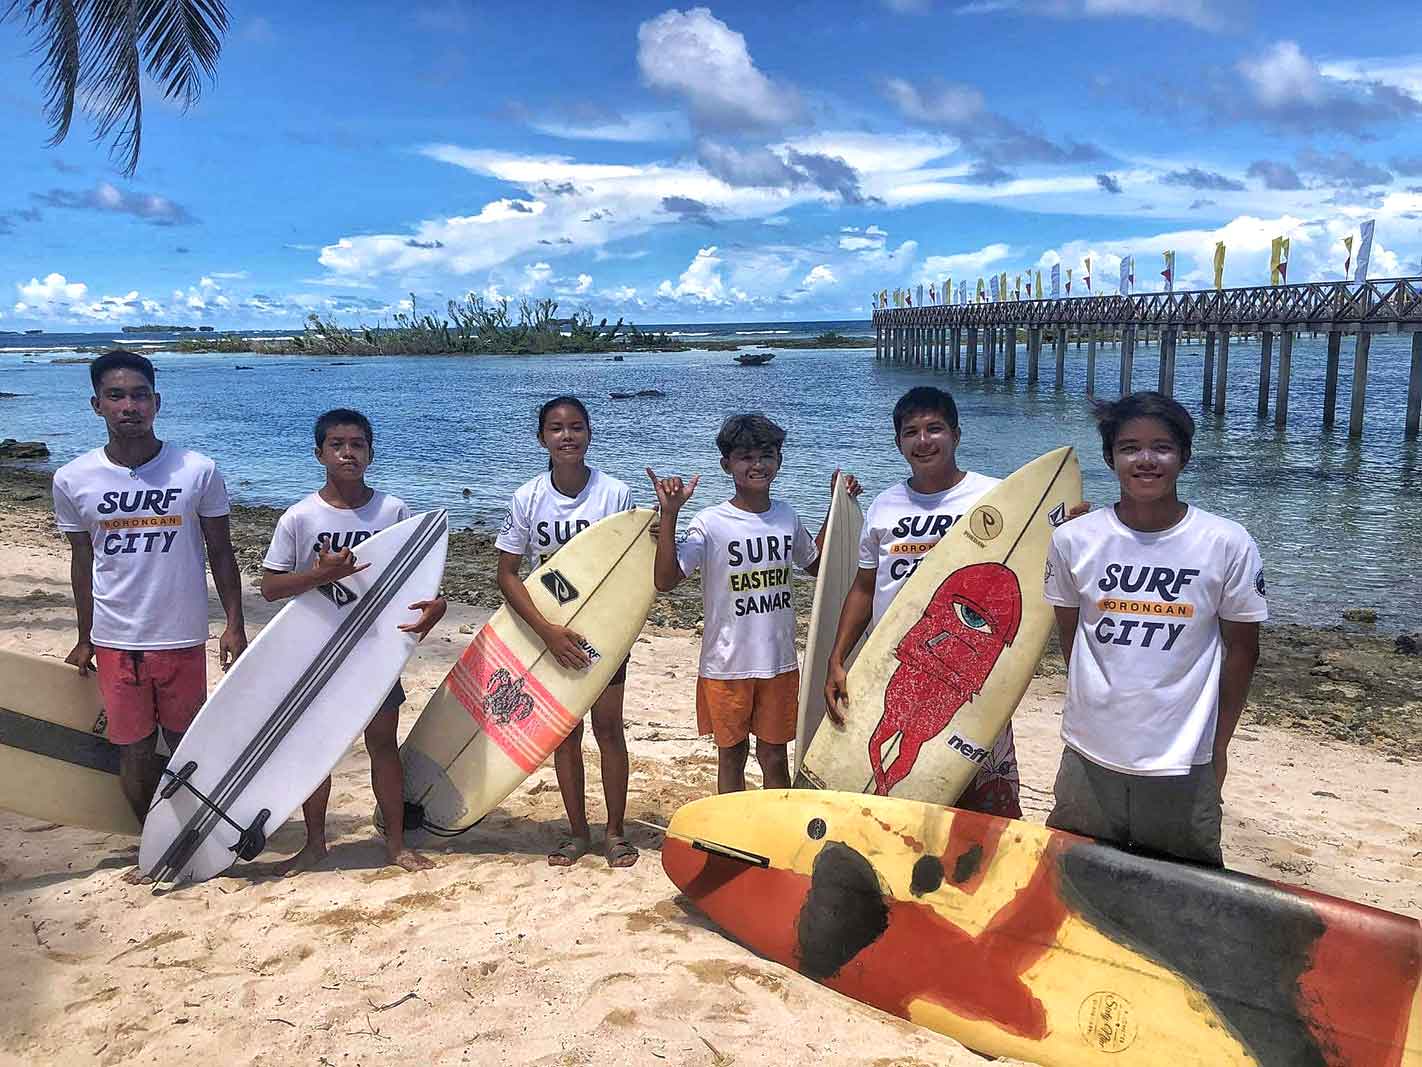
[547,836,590,867]
[604,835,640,869]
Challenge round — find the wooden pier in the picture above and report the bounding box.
[873,278,1422,439]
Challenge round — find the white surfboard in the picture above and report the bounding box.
[139,510,448,884]
[797,448,1081,805]
[0,648,139,835]
[793,477,864,777]
[397,508,656,834]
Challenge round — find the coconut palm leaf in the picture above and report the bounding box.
[5,1,82,145]
[4,0,227,175]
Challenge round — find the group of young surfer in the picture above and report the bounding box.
[53,347,1265,880]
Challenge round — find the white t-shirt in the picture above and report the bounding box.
[495,469,633,565]
[263,490,411,574]
[53,443,230,651]
[858,472,1001,626]
[1044,505,1268,776]
[677,500,819,680]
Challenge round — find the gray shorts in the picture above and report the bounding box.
[1045,747,1224,867]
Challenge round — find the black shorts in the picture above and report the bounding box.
[607,656,630,687]
[378,681,406,714]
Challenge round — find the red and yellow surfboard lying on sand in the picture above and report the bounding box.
[662,790,1422,1067]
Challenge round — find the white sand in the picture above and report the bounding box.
[1,508,1418,1066]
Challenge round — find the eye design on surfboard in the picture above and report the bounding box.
[954,601,992,633]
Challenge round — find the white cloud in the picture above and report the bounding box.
[920,242,1013,278]
[1239,41,1322,108]
[636,8,802,130]
[657,245,747,304]
[18,272,87,306]
[574,273,593,294]
[883,78,984,126]
[529,111,688,143]
[839,225,889,252]
[802,264,836,288]
[1319,55,1422,99]
[954,0,1225,29]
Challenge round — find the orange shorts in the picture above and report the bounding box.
[696,671,798,748]
[95,645,207,745]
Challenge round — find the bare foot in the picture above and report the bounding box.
[274,842,328,877]
[547,836,590,868]
[121,865,153,885]
[604,835,639,869]
[389,848,435,872]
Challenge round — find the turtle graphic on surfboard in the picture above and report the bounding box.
[869,561,1022,796]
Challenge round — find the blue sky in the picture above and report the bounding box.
[2,1,1420,329]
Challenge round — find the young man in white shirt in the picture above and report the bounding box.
[1044,391,1266,866]
[823,386,1023,817]
[649,414,854,794]
[261,408,446,874]
[53,350,247,833]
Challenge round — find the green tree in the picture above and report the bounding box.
[4,0,228,176]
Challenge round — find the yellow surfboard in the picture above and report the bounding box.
[397,508,656,832]
[797,447,1081,804]
[0,648,139,835]
[664,790,1422,1067]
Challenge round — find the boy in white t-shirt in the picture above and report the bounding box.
[53,350,247,840]
[823,386,1023,817]
[650,414,852,794]
[1044,391,1266,867]
[261,409,447,874]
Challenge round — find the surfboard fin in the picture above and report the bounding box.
[157,760,272,862]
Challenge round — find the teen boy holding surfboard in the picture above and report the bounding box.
[649,414,857,795]
[823,386,1025,817]
[54,350,247,847]
[1043,391,1265,866]
[260,408,446,874]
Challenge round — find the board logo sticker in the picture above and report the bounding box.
[968,505,1005,542]
[1048,502,1068,527]
[92,709,108,736]
[540,570,579,605]
[1255,567,1266,598]
[317,580,358,608]
[575,638,602,668]
[1078,991,1136,1053]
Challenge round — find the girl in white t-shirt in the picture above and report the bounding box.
[1044,391,1266,867]
[494,396,638,869]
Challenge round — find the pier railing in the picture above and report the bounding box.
[870,277,1422,439]
[873,278,1422,331]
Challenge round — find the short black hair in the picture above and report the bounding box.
[1094,391,1195,466]
[314,408,374,449]
[716,413,786,457]
[892,386,959,435]
[90,349,155,391]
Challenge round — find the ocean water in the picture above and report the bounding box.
[2,324,1420,630]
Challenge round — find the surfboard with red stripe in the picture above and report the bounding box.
[397,508,656,832]
[663,790,1422,1066]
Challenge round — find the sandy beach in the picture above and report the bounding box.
[1,473,1419,1067]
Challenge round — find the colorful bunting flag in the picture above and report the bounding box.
[1213,242,1225,289]
[1355,219,1375,282]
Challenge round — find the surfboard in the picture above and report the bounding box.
[138,510,448,883]
[0,648,139,835]
[663,789,1422,1067]
[794,476,864,777]
[797,447,1081,805]
[397,508,656,833]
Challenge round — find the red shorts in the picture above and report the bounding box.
[95,645,208,745]
[696,671,798,748]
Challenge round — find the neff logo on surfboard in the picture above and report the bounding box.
[317,580,359,608]
[540,570,579,605]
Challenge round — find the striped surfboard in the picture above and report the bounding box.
[139,509,448,883]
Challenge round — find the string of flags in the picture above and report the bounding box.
[871,218,1381,310]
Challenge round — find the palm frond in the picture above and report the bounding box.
[139,0,226,110]
[79,0,143,175]
[5,0,83,146]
